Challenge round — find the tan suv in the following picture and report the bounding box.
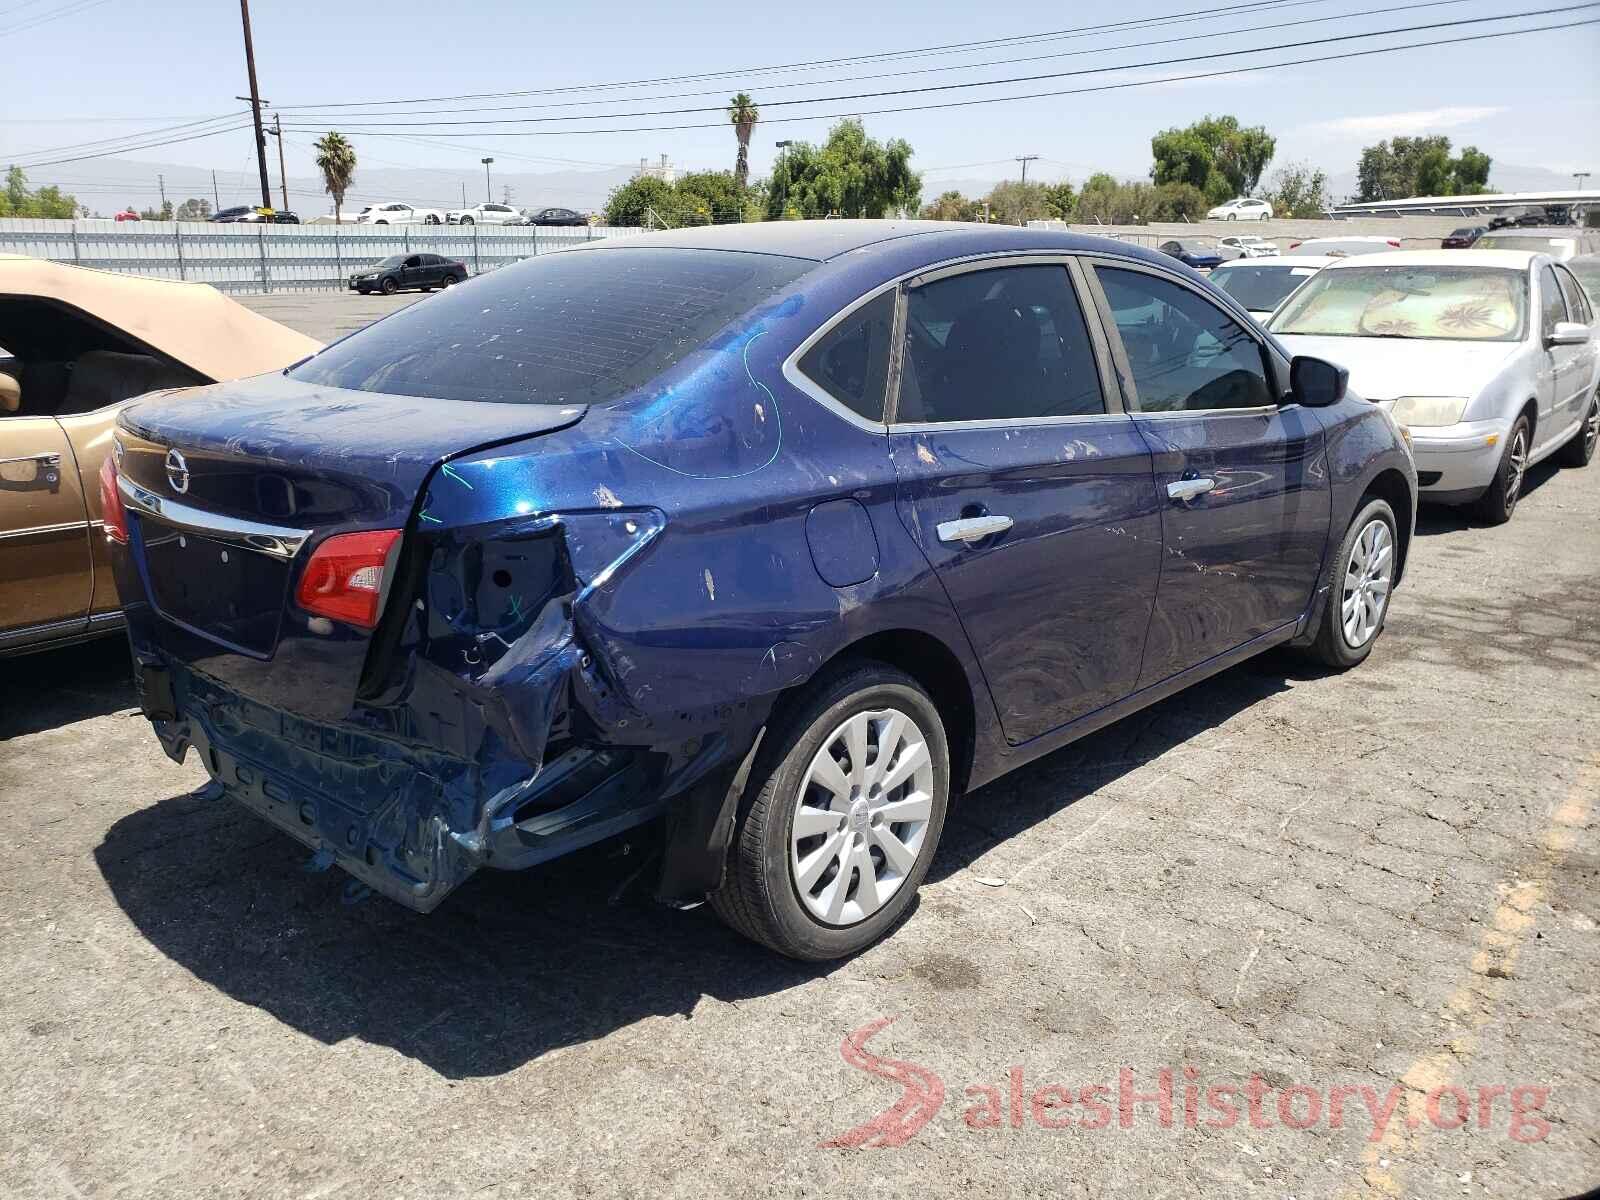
[0,256,319,656]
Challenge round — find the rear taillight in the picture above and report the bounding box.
[1288,241,1302,249]
[99,455,128,544]
[295,529,402,629]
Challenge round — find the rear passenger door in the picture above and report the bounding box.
[1085,260,1330,686]
[889,258,1162,744]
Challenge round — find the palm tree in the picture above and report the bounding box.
[314,132,357,224]
[728,93,758,192]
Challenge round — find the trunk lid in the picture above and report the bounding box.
[117,374,584,714]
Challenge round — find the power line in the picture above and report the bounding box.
[279,0,1470,123]
[280,8,1593,134]
[9,122,255,168]
[0,0,114,37]
[274,0,1325,110]
[284,16,1593,140]
[1,112,247,163]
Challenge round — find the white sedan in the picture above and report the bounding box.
[1270,250,1600,523]
[1206,197,1273,221]
[446,202,524,226]
[1218,234,1277,259]
[355,202,446,226]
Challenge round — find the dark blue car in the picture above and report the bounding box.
[104,222,1415,960]
[1159,239,1226,270]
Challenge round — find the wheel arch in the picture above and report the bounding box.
[1358,467,1415,584]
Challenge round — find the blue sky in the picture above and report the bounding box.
[4,0,1598,209]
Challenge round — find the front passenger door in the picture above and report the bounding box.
[890,260,1162,744]
[1088,262,1331,687]
[401,255,424,289]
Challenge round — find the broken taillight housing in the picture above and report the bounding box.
[295,529,403,629]
[99,455,128,544]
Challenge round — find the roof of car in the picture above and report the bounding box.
[582,219,1166,263]
[1478,226,1585,237]
[1213,255,1340,268]
[0,253,320,377]
[1321,249,1544,269]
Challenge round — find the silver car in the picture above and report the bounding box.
[1472,226,1600,263]
[1270,250,1599,523]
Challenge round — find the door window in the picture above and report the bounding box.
[797,289,895,422]
[1554,265,1591,324]
[1539,265,1568,334]
[404,256,422,269]
[1094,266,1275,412]
[897,264,1105,423]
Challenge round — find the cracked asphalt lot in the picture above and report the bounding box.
[1,300,1596,1197]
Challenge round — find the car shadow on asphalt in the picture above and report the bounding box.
[1413,459,1560,537]
[93,651,1309,1080]
[0,636,134,740]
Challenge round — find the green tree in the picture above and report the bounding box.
[1041,181,1076,221]
[1151,115,1275,203]
[1151,182,1208,221]
[765,119,920,219]
[1452,146,1492,193]
[728,93,759,193]
[313,132,358,224]
[604,174,677,226]
[920,190,983,221]
[1357,136,1451,201]
[1262,161,1329,218]
[0,166,78,218]
[986,179,1055,225]
[673,170,757,223]
[175,197,212,220]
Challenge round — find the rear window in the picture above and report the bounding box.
[1209,263,1322,313]
[291,247,812,405]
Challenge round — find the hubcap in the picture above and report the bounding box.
[789,707,934,927]
[1341,519,1393,649]
[1585,400,1599,455]
[1506,429,1528,507]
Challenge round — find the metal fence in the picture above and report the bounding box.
[0,219,645,294]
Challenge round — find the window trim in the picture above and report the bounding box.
[1078,253,1288,420]
[1552,263,1590,325]
[782,278,901,434]
[887,253,1127,432]
[1538,262,1569,333]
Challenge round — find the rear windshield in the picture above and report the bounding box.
[293,247,811,405]
[1474,234,1577,255]
[1271,265,1528,342]
[1209,263,1322,313]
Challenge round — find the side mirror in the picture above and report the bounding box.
[1546,320,1589,347]
[1289,355,1348,407]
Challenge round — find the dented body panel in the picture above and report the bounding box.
[109,222,1415,914]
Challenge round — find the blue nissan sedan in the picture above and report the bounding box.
[104,222,1415,960]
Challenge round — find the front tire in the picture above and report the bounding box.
[1304,497,1398,670]
[1556,393,1598,468]
[710,662,950,960]
[460,215,475,225]
[1471,415,1531,524]
[425,214,441,225]
[380,276,399,295]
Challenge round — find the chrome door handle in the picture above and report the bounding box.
[0,452,60,468]
[1166,477,1216,502]
[937,515,1013,544]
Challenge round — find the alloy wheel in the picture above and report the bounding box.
[1586,400,1599,457]
[1505,428,1529,508]
[789,707,934,927]
[1341,519,1394,649]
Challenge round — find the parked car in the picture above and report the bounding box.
[525,207,587,227]
[1217,235,1276,259]
[1158,239,1224,269]
[1441,225,1486,249]
[1284,236,1403,257]
[1271,250,1598,523]
[1471,226,1600,262]
[1206,197,1273,221]
[113,209,140,222]
[1207,255,1338,321]
[0,254,319,657]
[356,202,446,226]
[104,221,1415,959]
[348,253,467,295]
[1566,253,1600,305]
[210,206,255,223]
[447,202,523,226]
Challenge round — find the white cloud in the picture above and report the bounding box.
[1299,106,1507,139]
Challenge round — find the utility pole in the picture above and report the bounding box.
[266,112,289,212]
[1576,171,1592,190]
[237,0,272,210]
[1013,155,1039,225]
[157,173,167,216]
[211,170,220,210]
[481,157,494,204]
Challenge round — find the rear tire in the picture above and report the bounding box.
[380,276,398,295]
[425,214,441,225]
[1556,393,1598,468]
[1471,415,1531,524]
[1304,497,1398,670]
[710,662,950,960]
[460,216,475,225]
[441,275,456,288]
